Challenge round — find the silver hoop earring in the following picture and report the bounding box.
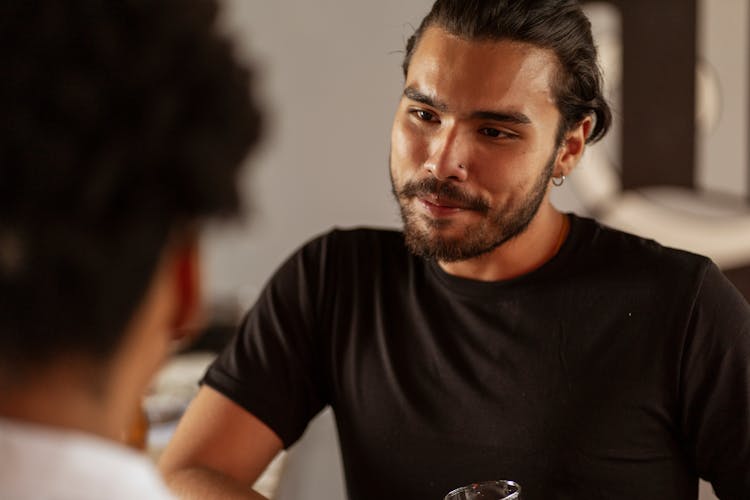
[552,175,566,187]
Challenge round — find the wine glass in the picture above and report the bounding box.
[444,480,521,500]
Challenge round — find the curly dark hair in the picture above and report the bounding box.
[403,0,611,144]
[0,0,262,374]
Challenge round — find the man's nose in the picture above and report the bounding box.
[423,127,469,181]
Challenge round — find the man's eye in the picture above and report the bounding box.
[480,127,504,138]
[413,110,436,122]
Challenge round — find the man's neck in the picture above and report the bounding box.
[0,362,126,441]
[438,204,569,282]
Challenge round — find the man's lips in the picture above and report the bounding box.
[420,195,464,208]
[417,195,471,216]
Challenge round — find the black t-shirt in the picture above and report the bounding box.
[204,214,750,500]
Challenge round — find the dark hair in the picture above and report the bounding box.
[403,0,611,144]
[0,0,262,373]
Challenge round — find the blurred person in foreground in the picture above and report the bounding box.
[0,1,262,498]
[160,0,750,499]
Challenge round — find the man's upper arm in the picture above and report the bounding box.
[158,385,283,485]
[680,262,750,497]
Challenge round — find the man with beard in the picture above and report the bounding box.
[160,1,750,499]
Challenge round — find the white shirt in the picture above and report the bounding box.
[0,418,175,500]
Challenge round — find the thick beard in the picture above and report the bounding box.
[391,153,555,262]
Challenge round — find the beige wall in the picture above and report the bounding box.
[696,0,748,196]
[204,0,433,307]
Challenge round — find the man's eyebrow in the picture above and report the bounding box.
[403,87,532,125]
[471,110,531,125]
[403,87,448,112]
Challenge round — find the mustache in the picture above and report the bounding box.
[397,177,490,213]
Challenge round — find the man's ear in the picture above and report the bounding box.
[170,235,202,338]
[555,116,593,177]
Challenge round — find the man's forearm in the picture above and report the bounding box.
[164,466,269,500]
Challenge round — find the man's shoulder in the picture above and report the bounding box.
[573,214,712,271]
[302,226,406,257]
[568,213,720,299]
[282,227,411,280]
[319,226,403,243]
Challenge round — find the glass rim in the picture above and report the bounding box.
[444,479,521,499]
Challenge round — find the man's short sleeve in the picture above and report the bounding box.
[680,261,750,498]
[201,233,334,448]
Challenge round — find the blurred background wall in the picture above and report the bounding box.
[198,1,748,498]
[202,0,433,310]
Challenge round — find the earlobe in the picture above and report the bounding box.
[555,116,593,177]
